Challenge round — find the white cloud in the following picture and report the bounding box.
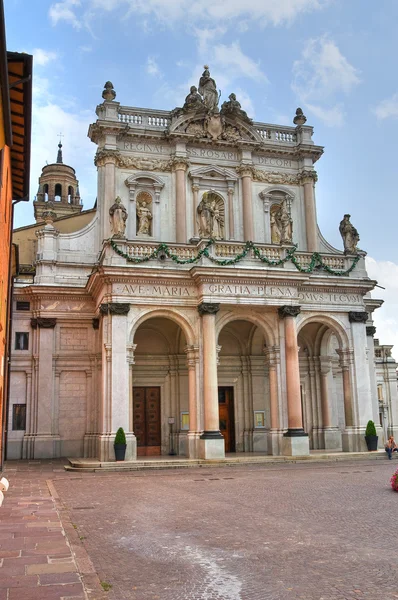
[49,0,327,29]
[49,0,82,29]
[292,35,360,126]
[373,93,398,120]
[366,257,398,360]
[212,42,268,83]
[79,45,93,53]
[32,48,58,66]
[146,56,161,77]
[194,26,227,57]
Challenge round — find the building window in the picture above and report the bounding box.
[12,404,26,430]
[54,183,62,201]
[15,332,29,350]
[16,301,30,311]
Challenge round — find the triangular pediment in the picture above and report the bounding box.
[189,165,237,181]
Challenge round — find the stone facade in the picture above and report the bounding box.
[8,73,397,461]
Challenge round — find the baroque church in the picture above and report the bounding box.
[7,67,398,461]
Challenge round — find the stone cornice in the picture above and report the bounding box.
[278,305,301,319]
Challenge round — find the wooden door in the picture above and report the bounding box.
[218,387,235,453]
[133,387,161,456]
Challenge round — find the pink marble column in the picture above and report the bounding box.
[237,165,254,241]
[198,303,222,437]
[172,158,189,243]
[300,170,318,253]
[185,346,198,433]
[227,185,235,240]
[192,184,199,238]
[278,306,306,434]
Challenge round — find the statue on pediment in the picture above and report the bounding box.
[198,66,220,113]
[183,86,205,112]
[339,214,359,254]
[221,93,252,124]
[109,196,127,238]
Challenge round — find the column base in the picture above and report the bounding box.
[22,434,61,459]
[187,432,200,458]
[267,430,284,456]
[282,432,310,456]
[319,427,342,451]
[342,428,368,452]
[83,434,98,458]
[97,432,137,461]
[199,434,225,460]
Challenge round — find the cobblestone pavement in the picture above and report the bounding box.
[47,459,398,600]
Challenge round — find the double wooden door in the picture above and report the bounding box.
[218,387,235,453]
[133,387,161,456]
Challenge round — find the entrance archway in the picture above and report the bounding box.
[298,319,349,450]
[132,317,188,456]
[217,317,272,453]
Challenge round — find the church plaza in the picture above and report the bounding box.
[7,67,398,463]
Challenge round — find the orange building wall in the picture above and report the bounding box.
[0,143,12,462]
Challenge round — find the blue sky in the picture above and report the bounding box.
[4,0,398,354]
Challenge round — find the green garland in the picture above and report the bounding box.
[109,238,360,276]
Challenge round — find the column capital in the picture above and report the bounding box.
[298,169,318,184]
[278,305,301,319]
[126,343,137,365]
[100,302,130,316]
[171,156,190,171]
[236,164,255,178]
[31,317,57,329]
[94,148,119,167]
[184,344,199,368]
[319,356,333,374]
[198,302,220,316]
[366,325,377,336]
[336,348,354,368]
[191,183,200,192]
[263,345,281,366]
[348,311,368,323]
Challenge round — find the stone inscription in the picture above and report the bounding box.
[298,291,362,304]
[205,284,296,298]
[254,157,296,168]
[117,284,196,297]
[187,147,239,161]
[122,142,170,154]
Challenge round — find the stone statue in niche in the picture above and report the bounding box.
[220,93,252,124]
[197,192,225,240]
[136,193,153,236]
[339,214,360,254]
[109,196,127,238]
[183,86,205,112]
[198,66,220,112]
[276,199,293,244]
[270,205,281,244]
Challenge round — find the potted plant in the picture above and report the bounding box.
[114,427,127,461]
[365,420,378,451]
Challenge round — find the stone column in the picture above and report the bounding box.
[366,325,380,430]
[197,303,225,459]
[319,356,341,450]
[264,346,282,455]
[278,306,310,456]
[29,318,60,458]
[192,184,200,238]
[236,165,254,241]
[98,303,136,461]
[185,345,199,458]
[94,150,118,243]
[336,347,358,451]
[172,157,189,243]
[227,184,235,240]
[299,170,318,253]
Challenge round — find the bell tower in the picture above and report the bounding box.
[33,141,83,222]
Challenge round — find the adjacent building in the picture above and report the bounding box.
[0,0,32,467]
[8,71,398,461]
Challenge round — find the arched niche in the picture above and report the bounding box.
[259,187,295,244]
[197,190,225,240]
[125,173,165,240]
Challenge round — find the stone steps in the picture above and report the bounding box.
[65,451,394,473]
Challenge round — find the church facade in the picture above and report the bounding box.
[7,69,398,461]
